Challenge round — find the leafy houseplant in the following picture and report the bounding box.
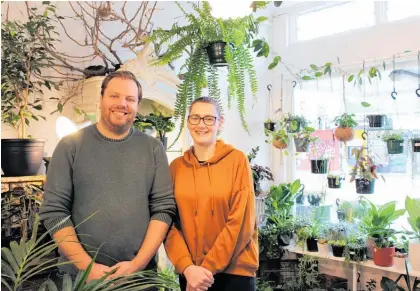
[139,108,175,150]
[264,118,275,132]
[149,2,263,146]
[349,147,380,194]
[247,147,274,196]
[333,113,358,142]
[133,114,154,133]
[265,179,302,221]
[283,113,308,133]
[360,199,405,267]
[293,126,318,153]
[382,132,404,155]
[327,174,343,189]
[270,128,289,150]
[329,239,346,257]
[406,196,420,271]
[1,5,65,176]
[296,225,319,252]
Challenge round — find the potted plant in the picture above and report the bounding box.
[359,199,405,266]
[258,224,284,271]
[405,196,420,271]
[149,2,263,139]
[333,113,358,142]
[283,113,308,133]
[1,11,64,176]
[133,114,154,133]
[141,108,175,150]
[344,233,367,262]
[308,140,334,174]
[393,237,409,271]
[265,179,302,221]
[264,118,276,132]
[247,147,274,196]
[297,225,319,252]
[270,128,289,150]
[382,132,404,154]
[330,239,347,257]
[327,174,344,189]
[349,147,380,194]
[317,225,329,256]
[367,114,386,128]
[294,126,318,153]
[308,194,322,206]
[296,192,305,205]
[412,138,420,152]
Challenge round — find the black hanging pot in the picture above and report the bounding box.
[264,122,275,131]
[386,139,404,154]
[306,238,318,252]
[336,210,345,222]
[1,139,45,176]
[310,159,328,174]
[412,138,420,152]
[355,178,375,194]
[206,42,227,67]
[367,115,385,128]
[332,245,345,257]
[327,176,342,188]
[83,65,108,78]
[294,137,310,152]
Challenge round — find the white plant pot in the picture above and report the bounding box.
[409,241,420,271]
[318,242,329,256]
[394,257,407,271]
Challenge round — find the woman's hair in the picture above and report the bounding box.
[188,97,223,118]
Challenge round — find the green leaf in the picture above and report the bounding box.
[268,56,281,70]
[314,72,323,78]
[361,102,371,107]
[33,105,43,110]
[358,69,364,76]
[1,248,19,273]
[310,64,318,70]
[62,274,72,291]
[44,81,51,90]
[42,1,51,4]
[256,16,268,23]
[302,76,313,81]
[58,103,63,112]
[348,75,354,82]
[9,241,23,265]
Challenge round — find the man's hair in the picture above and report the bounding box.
[100,71,143,103]
[188,97,223,118]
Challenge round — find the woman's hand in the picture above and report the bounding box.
[183,265,214,290]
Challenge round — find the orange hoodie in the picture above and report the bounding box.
[164,140,258,277]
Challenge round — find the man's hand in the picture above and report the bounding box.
[108,261,140,279]
[183,265,214,291]
[87,263,112,282]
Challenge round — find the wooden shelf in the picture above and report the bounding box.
[1,175,46,183]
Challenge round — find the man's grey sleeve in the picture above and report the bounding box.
[149,144,176,225]
[39,137,75,234]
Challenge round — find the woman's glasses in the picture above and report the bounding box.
[188,115,217,126]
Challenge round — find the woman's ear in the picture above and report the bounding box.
[217,115,225,135]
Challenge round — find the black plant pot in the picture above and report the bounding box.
[206,42,227,67]
[412,139,420,152]
[294,137,310,152]
[336,210,345,222]
[83,65,108,78]
[43,157,51,174]
[355,178,375,194]
[296,193,305,205]
[386,139,404,154]
[264,122,275,131]
[307,238,318,252]
[310,160,328,174]
[1,139,45,176]
[349,247,367,261]
[278,232,292,247]
[327,177,342,188]
[285,119,300,133]
[160,136,168,150]
[332,245,345,257]
[367,115,385,128]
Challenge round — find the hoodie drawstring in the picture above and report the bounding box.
[192,164,198,216]
[206,163,215,216]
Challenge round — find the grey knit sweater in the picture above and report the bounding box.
[39,124,176,272]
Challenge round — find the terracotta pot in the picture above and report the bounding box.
[335,127,354,142]
[373,246,395,267]
[272,139,288,149]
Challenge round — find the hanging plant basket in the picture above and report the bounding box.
[355,178,375,194]
[294,137,310,152]
[367,115,386,128]
[334,127,354,142]
[264,122,275,131]
[412,138,420,152]
[285,119,301,133]
[205,42,227,67]
[83,65,108,78]
[310,159,328,174]
[386,139,404,154]
[328,176,343,189]
[272,139,288,150]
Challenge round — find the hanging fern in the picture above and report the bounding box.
[149,1,266,148]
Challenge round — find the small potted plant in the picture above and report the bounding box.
[248,147,274,196]
[294,126,318,153]
[327,174,344,189]
[308,140,334,174]
[394,237,409,271]
[283,113,308,133]
[297,225,319,252]
[270,128,289,150]
[382,132,404,154]
[367,114,386,128]
[412,138,420,152]
[349,147,380,194]
[308,194,322,206]
[333,113,358,142]
[317,225,329,256]
[264,118,276,132]
[142,108,175,150]
[330,239,347,257]
[405,196,420,271]
[345,233,367,262]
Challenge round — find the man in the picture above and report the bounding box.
[40,71,176,282]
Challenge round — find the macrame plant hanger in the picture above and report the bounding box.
[265,84,274,123]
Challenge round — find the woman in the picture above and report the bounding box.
[165,97,258,291]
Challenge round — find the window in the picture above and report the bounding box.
[296,2,375,41]
[387,1,420,22]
